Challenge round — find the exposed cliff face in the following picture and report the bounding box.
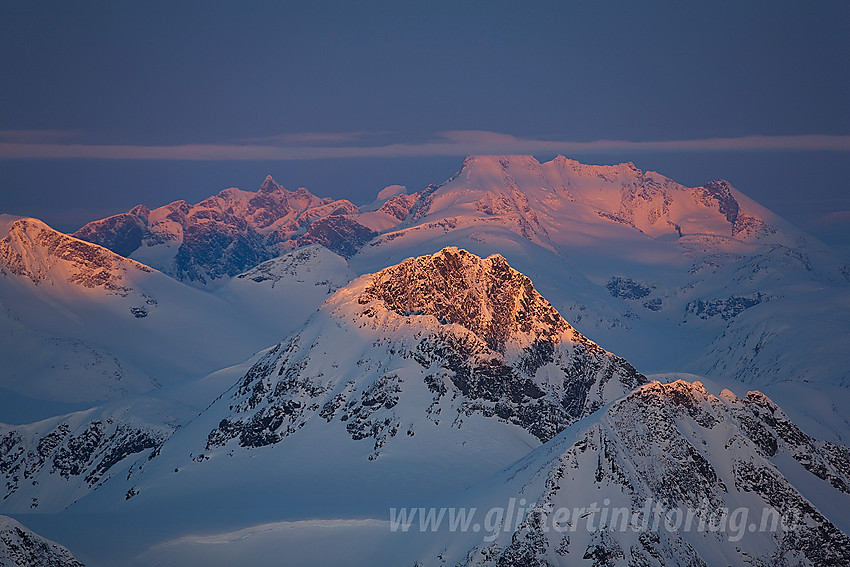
[201,247,643,460]
[360,248,571,353]
[377,193,419,221]
[73,175,371,285]
[0,218,151,293]
[0,399,184,512]
[70,205,149,258]
[445,380,850,567]
[295,214,376,258]
[0,516,85,567]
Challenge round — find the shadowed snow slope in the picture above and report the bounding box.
[72,380,850,567]
[0,217,353,405]
[70,248,644,516]
[400,380,850,567]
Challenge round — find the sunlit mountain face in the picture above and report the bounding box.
[1,155,849,566]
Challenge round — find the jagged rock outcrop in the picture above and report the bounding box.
[0,516,84,567]
[73,175,367,285]
[0,401,181,512]
[451,380,850,567]
[203,247,644,457]
[0,218,151,293]
[360,155,849,389]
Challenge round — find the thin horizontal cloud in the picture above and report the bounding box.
[237,131,389,145]
[1,131,849,161]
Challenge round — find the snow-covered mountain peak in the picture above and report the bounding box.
[355,247,574,353]
[63,246,646,520]
[0,217,151,292]
[438,377,850,567]
[718,387,740,404]
[460,154,644,182]
[158,247,645,474]
[259,174,282,193]
[461,154,541,170]
[73,176,365,284]
[377,184,407,200]
[127,204,151,218]
[618,380,820,448]
[0,214,366,407]
[403,154,788,246]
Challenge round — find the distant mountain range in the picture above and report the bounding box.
[0,216,351,405]
[72,174,375,284]
[75,156,825,285]
[13,154,849,397]
[1,155,848,566]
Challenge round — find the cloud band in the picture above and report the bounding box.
[0,131,848,161]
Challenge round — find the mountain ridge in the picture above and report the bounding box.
[72,175,369,285]
[403,379,850,567]
[2,156,849,565]
[0,515,84,567]
[41,247,645,517]
[0,216,355,405]
[72,155,814,288]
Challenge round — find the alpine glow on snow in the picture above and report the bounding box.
[1,3,849,566]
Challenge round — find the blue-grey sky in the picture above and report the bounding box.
[1,1,848,250]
